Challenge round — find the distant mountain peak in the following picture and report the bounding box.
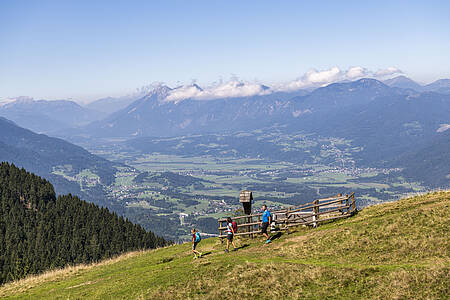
[422,78,450,94]
[386,75,412,82]
[322,78,386,91]
[149,85,172,98]
[138,85,173,103]
[355,78,385,85]
[191,83,203,91]
[384,75,413,84]
[383,76,423,91]
[427,79,450,87]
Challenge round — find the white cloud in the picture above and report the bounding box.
[272,67,342,92]
[160,65,404,102]
[374,66,402,77]
[346,66,369,79]
[165,80,270,102]
[274,67,345,92]
[304,67,342,84]
[275,66,402,92]
[165,85,203,102]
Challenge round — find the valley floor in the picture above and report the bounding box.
[1,191,449,299]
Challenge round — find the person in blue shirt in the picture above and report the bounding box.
[260,205,272,244]
[191,228,203,259]
[225,217,237,252]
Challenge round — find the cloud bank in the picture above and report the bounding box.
[162,66,402,102]
[374,66,402,77]
[165,81,270,102]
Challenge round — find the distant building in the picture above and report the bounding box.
[179,213,188,225]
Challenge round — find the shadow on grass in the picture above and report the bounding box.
[201,251,212,257]
[235,244,250,250]
[270,232,283,241]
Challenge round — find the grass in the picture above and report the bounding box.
[1,191,449,299]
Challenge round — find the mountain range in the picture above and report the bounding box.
[0,97,105,134]
[384,75,450,94]
[1,76,449,191]
[65,79,449,165]
[83,77,450,187]
[61,78,448,141]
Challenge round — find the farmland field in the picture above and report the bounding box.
[62,130,426,241]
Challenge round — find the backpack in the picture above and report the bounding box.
[195,232,201,242]
[231,221,238,233]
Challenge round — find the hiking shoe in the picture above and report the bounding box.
[224,249,229,253]
[265,239,271,244]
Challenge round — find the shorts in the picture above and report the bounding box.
[261,222,269,234]
[227,234,233,242]
[193,241,198,250]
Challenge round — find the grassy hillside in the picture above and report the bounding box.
[1,191,449,299]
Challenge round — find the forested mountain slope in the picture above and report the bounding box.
[392,129,450,188]
[312,91,450,163]
[0,117,116,201]
[0,163,167,285]
[1,191,448,299]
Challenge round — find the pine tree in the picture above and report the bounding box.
[0,162,169,285]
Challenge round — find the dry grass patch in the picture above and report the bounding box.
[145,261,449,300]
[0,249,150,297]
[280,191,450,266]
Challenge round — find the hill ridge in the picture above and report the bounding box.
[1,191,448,299]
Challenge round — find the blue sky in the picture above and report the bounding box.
[1,0,449,102]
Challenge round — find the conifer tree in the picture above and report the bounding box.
[0,162,169,284]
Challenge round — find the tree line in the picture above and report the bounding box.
[0,162,168,285]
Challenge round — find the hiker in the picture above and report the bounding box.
[225,217,237,252]
[231,219,238,235]
[260,205,272,244]
[191,228,202,259]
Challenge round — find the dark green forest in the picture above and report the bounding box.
[0,162,167,285]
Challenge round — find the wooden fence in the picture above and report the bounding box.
[218,193,356,238]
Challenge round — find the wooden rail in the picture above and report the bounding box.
[218,193,356,238]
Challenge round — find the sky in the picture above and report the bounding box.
[1,0,450,102]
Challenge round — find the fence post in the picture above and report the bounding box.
[280,207,291,234]
[286,207,290,232]
[345,195,349,214]
[250,215,254,238]
[313,199,319,227]
[351,193,356,213]
[218,220,223,244]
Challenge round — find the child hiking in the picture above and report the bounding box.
[260,205,272,244]
[225,217,237,252]
[191,228,202,259]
